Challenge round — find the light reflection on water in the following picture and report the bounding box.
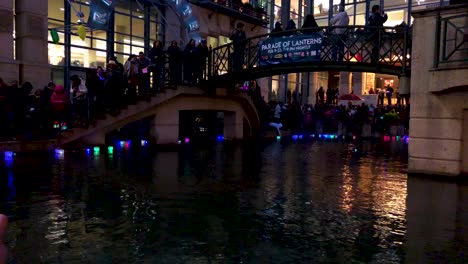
[0,140,467,263]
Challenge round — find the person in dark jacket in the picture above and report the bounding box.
[301,14,321,34]
[271,21,284,36]
[167,40,183,86]
[183,39,197,85]
[368,5,388,63]
[196,40,209,84]
[229,22,247,72]
[148,41,165,92]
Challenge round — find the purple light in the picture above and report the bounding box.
[184,137,190,144]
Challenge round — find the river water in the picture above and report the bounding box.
[0,140,467,263]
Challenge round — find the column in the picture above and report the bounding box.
[351,72,364,96]
[406,177,468,263]
[224,112,243,140]
[15,0,49,89]
[339,71,350,95]
[150,113,179,145]
[306,72,318,104]
[0,0,18,82]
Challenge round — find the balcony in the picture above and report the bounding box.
[188,0,269,25]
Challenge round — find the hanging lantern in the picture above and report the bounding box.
[77,25,86,41]
[50,29,60,44]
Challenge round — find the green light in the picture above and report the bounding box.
[107,146,113,154]
[93,146,100,154]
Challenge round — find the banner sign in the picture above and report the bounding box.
[258,33,323,66]
[87,0,115,30]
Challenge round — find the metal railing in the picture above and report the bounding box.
[434,13,468,67]
[208,25,412,80]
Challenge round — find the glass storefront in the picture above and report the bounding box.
[47,0,162,82]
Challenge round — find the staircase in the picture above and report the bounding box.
[57,87,205,147]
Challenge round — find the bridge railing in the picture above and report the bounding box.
[434,13,468,68]
[207,25,411,79]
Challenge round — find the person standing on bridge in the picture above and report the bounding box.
[301,14,321,34]
[368,5,388,64]
[330,5,349,61]
[230,22,247,73]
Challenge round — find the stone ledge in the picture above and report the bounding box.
[0,140,57,152]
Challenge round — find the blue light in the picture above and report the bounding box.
[119,141,125,147]
[55,149,64,159]
[141,140,148,146]
[217,135,224,141]
[86,148,91,155]
[276,135,281,140]
[55,149,64,155]
[298,135,303,139]
[318,134,322,138]
[292,135,298,140]
[354,148,358,152]
[4,151,14,159]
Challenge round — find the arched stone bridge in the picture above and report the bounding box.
[57,88,260,147]
[207,25,411,82]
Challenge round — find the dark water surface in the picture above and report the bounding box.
[1,140,467,263]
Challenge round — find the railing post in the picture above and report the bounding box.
[442,16,448,62]
[434,14,441,68]
[402,26,408,72]
[247,39,251,70]
[208,47,212,80]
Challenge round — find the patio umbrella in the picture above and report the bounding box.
[338,94,364,101]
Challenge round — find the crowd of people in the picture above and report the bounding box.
[264,98,409,138]
[0,38,214,141]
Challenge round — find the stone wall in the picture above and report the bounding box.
[0,0,49,90]
[409,4,468,177]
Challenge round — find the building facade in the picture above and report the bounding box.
[0,0,445,98]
